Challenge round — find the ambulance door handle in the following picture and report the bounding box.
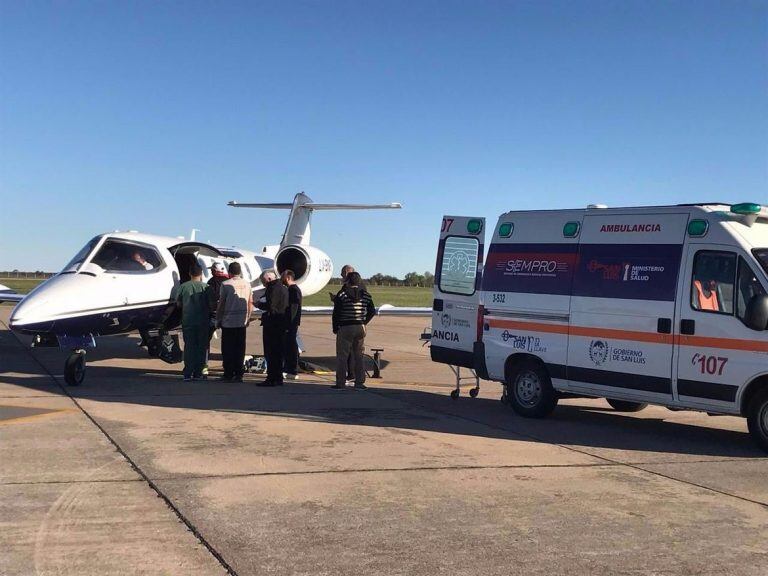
[680,319,696,335]
[433,299,444,312]
[657,318,672,334]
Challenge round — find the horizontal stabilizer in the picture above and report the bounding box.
[229,192,402,247]
[229,201,401,210]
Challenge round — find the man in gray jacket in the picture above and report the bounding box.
[216,262,253,381]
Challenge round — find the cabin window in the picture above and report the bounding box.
[438,236,479,296]
[90,240,163,273]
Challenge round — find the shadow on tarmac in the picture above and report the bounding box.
[1,327,764,460]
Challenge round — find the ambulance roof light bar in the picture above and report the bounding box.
[729,203,767,227]
[731,203,762,215]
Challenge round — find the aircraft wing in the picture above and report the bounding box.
[301,305,431,317]
[250,305,431,317]
[0,284,24,304]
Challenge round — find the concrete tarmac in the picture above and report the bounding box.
[1,309,767,575]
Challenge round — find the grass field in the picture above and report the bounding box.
[0,278,45,294]
[304,285,432,307]
[0,278,433,307]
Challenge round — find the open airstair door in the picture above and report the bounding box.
[431,215,486,368]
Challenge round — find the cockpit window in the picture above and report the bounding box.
[62,236,101,273]
[754,250,768,276]
[90,240,163,273]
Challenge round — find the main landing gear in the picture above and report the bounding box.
[64,350,87,386]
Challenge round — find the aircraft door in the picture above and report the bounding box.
[431,216,486,367]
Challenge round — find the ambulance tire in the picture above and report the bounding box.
[747,388,768,453]
[506,360,558,418]
[606,399,647,412]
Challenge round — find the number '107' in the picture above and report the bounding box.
[693,354,728,376]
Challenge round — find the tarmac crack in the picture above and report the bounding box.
[4,321,240,576]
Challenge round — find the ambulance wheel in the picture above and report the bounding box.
[507,360,557,418]
[747,388,768,453]
[64,352,86,386]
[450,389,460,400]
[606,399,647,412]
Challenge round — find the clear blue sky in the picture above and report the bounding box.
[1,1,766,277]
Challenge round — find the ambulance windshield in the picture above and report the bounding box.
[754,249,768,276]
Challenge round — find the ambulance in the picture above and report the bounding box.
[431,203,768,451]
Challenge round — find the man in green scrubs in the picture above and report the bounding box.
[175,263,210,381]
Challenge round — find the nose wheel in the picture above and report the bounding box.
[64,350,87,386]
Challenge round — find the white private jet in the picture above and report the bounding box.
[3,193,429,385]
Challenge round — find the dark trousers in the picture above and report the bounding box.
[264,323,286,384]
[221,326,247,379]
[284,325,300,374]
[182,326,208,378]
[336,324,366,386]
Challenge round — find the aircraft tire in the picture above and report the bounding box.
[64,352,86,386]
[606,399,648,412]
[506,359,558,418]
[747,388,768,454]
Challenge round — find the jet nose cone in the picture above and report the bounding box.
[9,290,52,333]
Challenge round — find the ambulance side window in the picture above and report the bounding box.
[736,257,767,323]
[438,236,479,296]
[690,251,736,315]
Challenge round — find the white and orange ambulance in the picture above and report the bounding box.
[431,203,768,451]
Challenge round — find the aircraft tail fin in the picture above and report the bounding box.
[228,193,401,246]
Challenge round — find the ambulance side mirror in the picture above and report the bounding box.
[744,294,768,331]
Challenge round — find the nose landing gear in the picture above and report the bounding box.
[64,350,87,386]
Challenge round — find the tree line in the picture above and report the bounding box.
[329,271,435,287]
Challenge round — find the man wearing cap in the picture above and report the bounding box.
[204,262,229,376]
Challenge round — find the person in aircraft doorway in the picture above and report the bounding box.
[175,263,211,381]
[216,262,253,382]
[202,262,229,376]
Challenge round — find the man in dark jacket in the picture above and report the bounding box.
[281,270,302,380]
[204,262,229,376]
[257,271,289,386]
[331,272,376,390]
[331,264,360,382]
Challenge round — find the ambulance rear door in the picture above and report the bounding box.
[431,216,486,367]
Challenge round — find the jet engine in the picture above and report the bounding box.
[274,245,333,296]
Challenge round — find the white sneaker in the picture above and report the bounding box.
[285,373,299,381]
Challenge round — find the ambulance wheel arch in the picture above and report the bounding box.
[504,355,559,418]
[746,386,768,451]
[740,374,768,416]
